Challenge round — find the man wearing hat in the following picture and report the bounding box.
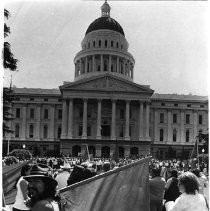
[24,164,61,211]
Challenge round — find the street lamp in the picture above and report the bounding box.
[202,148,205,163]
[23,144,26,149]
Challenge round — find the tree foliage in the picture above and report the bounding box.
[198,132,209,154]
[9,149,32,160]
[3,9,18,71]
[3,9,18,137]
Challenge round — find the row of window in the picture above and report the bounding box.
[15,108,63,120]
[15,124,62,139]
[84,39,124,50]
[14,124,132,139]
[161,102,205,108]
[159,129,203,142]
[159,113,204,125]
[15,98,63,102]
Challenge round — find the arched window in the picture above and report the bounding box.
[116,42,119,48]
[173,129,177,142]
[29,125,34,138]
[15,124,20,138]
[93,41,95,47]
[159,129,164,141]
[186,129,190,142]
[88,42,90,48]
[99,40,101,47]
[111,41,113,47]
[43,125,48,139]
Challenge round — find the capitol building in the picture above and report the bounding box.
[3,1,208,159]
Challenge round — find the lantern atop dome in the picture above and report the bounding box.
[101,0,111,17]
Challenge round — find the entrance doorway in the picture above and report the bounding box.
[130,147,139,157]
[101,146,110,158]
[72,145,81,157]
[119,147,124,158]
[88,146,96,157]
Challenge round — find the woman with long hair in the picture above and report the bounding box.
[165,172,208,211]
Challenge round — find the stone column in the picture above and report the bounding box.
[145,103,150,139]
[180,110,185,143]
[85,57,88,73]
[80,59,82,75]
[125,100,130,140]
[100,54,104,72]
[139,102,144,140]
[49,105,55,140]
[110,144,116,157]
[74,63,77,77]
[124,145,130,157]
[61,100,68,139]
[193,110,198,139]
[131,65,134,79]
[154,109,158,142]
[109,55,112,72]
[21,106,27,140]
[128,61,131,76]
[117,56,119,73]
[95,144,102,157]
[167,110,172,142]
[111,100,116,140]
[34,105,41,141]
[82,99,87,139]
[96,99,102,139]
[123,60,126,75]
[67,99,73,139]
[92,55,95,72]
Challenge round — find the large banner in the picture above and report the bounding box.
[59,157,151,211]
[3,160,31,205]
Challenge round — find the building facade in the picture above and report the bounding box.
[3,1,208,159]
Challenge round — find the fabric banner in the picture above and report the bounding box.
[59,157,151,211]
[3,161,31,196]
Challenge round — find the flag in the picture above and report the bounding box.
[82,144,90,162]
[59,157,151,211]
[190,137,198,160]
[190,137,199,169]
[3,160,31,205]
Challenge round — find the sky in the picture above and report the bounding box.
[3,0,209,96]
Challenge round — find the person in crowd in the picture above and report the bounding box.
[24,164,61,211]
[165,171,208,211]
[149,167,166,211]
[67,165,96,186]
[163,169,181,211]
[191,168,208,195]
[13,164,31,211]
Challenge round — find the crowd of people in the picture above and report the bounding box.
[2,155,209,211]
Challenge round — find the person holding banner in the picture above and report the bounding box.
[24,164,61,211]
[13,164,31,211]
[149,167,166,211]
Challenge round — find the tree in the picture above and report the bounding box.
[3,9,18,137]
[198,131,209,154]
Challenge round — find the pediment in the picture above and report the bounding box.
[61,75,153,94]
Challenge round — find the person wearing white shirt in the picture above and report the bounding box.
[165,172,208,211]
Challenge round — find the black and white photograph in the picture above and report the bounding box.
[2,0,209,210]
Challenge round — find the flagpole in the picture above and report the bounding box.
[196,136,199,170]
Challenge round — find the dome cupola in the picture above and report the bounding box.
[73,1,135,82]
[85,0,124,37]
